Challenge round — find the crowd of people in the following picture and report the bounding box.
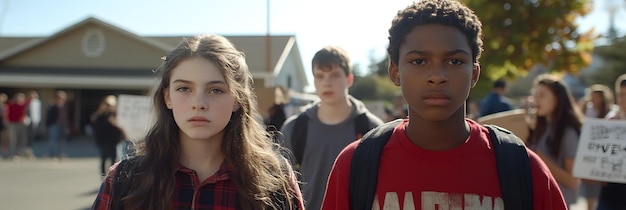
[1,0,624,209]
[0,90,71,160]
[88,0,624,209]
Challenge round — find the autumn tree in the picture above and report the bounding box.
[463,0,594,99]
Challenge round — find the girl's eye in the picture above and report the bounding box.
[176,87,190,92]
[209,88,224,94]
[410,59,425,65]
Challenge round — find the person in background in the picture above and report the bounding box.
[526,74,583,208]
[578,84,615,210]
[280,45,384,210]
[266,86,289,132]
[580,84,618,120]
[46,90,69,159]
[91,34,303,209]
[5,92,29,160]
[479,79,513,117]
[25,90,41,159]
[90,95,124,178]
[0,93,8,158]
[596,74,626,210]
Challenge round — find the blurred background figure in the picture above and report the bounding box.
[25,90,41,159]
[5,92,29,160]
[580,84,618,120]
[526,74,584,208]
[465,99,480,120]
[596,74,626,210]
[479,79,513,117]
[578,84,615,210]
[385,94,408,122]
[266,86,290,132]
[0,92,8,158]
[90,95,124,177]
[46,90,69,159]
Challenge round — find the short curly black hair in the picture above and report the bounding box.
[387,0,483,64]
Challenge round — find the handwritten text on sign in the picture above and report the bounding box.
[573,119,626,183]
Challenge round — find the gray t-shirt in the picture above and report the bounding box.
[532,125,579,204]
[280,96,383,210]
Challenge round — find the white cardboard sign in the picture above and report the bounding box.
[573,118,626,183]
[116,94,153,142]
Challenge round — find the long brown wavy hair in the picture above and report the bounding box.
[527,74,584,156]
[122,34,298,209]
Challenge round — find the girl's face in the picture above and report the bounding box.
[591,92,604,108]
[164,57,239,142]
[533,84,557,118]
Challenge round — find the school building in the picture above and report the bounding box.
[0,17,311,136]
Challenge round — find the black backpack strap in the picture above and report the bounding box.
[349,119,402,210]
[485,125,533,210]
[291,113,309,168]
[353,113,371,140]
[112,158,136,210]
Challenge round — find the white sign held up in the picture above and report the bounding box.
[116,94,153,142]
[573,118,626,183]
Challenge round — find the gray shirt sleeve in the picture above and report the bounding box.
[561,126,579,159]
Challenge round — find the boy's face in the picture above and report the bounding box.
[313,63,353,105]
[389,24,479,122]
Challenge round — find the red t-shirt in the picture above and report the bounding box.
[322,119,567,210]
[6,101,28,123]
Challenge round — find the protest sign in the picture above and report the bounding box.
[477,109,529,142]
[573,118,626,183]
[116,94,152,142]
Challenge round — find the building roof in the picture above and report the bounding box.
[0,17,308,88]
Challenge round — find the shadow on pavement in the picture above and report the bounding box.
[31,135,100,158]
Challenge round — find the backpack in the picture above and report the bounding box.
[349,119,533,210]
[291,113,371,168]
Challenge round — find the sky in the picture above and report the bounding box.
[0,0,624,87]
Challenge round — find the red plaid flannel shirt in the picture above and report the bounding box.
[91,161,303,209]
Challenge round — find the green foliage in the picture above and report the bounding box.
[463,0,594,98]
[372,57,390,77]
[357,0,595,101]
[583,36,626,91]
[350,74,400,102]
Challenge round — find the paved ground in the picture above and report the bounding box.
[0,137,102,210]
[0,136,590,210]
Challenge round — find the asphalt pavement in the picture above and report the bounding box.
[0,136,102,210]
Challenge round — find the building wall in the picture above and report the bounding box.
[4,26,164,69]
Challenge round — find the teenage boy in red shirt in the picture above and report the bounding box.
[322,0,567,209]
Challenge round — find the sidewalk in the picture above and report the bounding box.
[0,136,105,210]
[29,135,100,158]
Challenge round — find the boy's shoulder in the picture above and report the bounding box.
[360,111,385,126]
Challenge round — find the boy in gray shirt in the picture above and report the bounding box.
[281,46,383,210]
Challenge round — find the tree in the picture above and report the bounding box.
[463,0,595,99]
[583,36,626,91]
[350,74,399,102]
